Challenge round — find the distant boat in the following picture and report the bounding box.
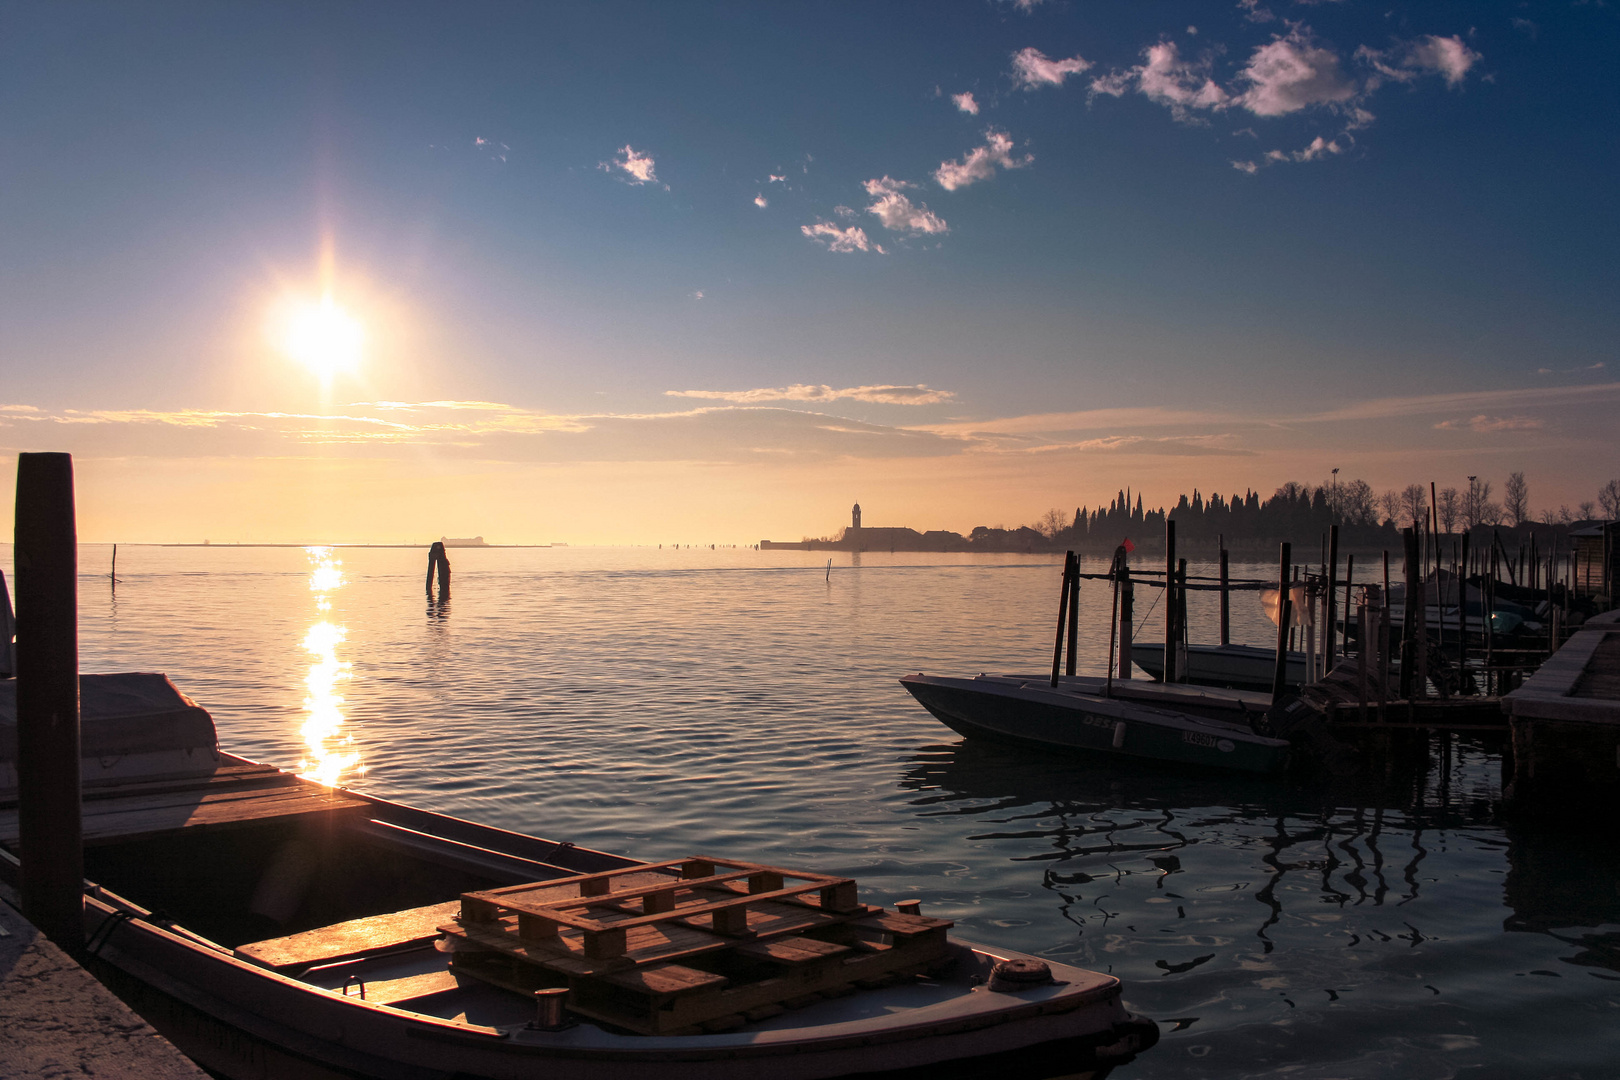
[901,673,1289,775]
[1127,642,1308,693]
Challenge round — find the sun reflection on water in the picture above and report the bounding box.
[298,547,364,786]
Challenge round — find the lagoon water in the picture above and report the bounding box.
[5,543,1617,1079]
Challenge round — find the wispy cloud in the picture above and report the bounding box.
[1237,26,1359,116]
[1434,415,1544,433]
[600,144,665,188]
[800,220,884,254]
[1307,381,1620,422]
[667,384,955,405]
[863,177,948,234]
[934,130,1032,191]
[753,193,768,208]
[1011,47,1092,89]
[951,91,980,115]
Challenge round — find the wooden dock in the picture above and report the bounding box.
[1502,607,1620,806]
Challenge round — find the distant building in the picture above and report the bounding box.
[440,536,489,547]
[852,503,862,530]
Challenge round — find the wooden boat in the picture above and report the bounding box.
[1126,642,1307,692]
[901,673,1290,775]
[0,673,1158,1080]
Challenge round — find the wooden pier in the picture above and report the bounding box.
[1502,607,1620,807]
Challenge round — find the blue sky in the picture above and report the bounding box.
[2,1,1616,542]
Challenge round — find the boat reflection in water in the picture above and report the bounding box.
[298,546,363,787]
[895,735,1620,1078]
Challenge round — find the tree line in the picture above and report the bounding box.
[1030,473,1620,550]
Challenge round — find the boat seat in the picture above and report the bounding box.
[236,900,463,972]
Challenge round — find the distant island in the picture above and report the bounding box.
[440,536,489,547]
[763,479,1618,558]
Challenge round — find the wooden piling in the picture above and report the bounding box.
[1270,543,1292,705]
[1106,548,1122,697]
[426,541,451,601]
[1325,525,1340,669]
[1176,558,1188,682]
[1218,541,1230,646]
[1066,551,1079,678]
[0,567,14,679]
[1399,528,1419,699]
[1050,553,1072,688]
[13,452,84,953]
[1118,568,1134,681]
[1163,519,1177,684]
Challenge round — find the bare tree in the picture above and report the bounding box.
[1579,500,1597,521]
[1540,508,1560,525]
[1378,489,1402,525]
[1035,507,1069,540]
[1464,477,1493,529]
[1438,487,1461,533]
[1599,478,1620,520]
[1340,479,1377,525]
[1503,471,1529,526]
[1401,484,1428,528]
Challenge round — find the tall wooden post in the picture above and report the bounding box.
[1399,528,1419,700]
[14,452,84,952]
[1065,551,1079,677]
[1050,554,1072,688]
[426,541,451,601]
[1176,558,1188,682]
[1106,548,1121,698]
[1324,524,1340,668]
[0,566,14,678]
[1218,541,1230,647]
[1163,519,1177,684]
[1118,568,1134,680]
[1270,542,1292,705]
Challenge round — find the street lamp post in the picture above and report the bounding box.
[1332,467,1340,521]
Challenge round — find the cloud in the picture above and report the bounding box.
[1011,47,1092,89]
[862,177,949,234]
[800,220,884,254]
[754,193,768,208]
[951,91,980,115]
[1090,41,1230,120]
[1238,0,1275,23]
[1010,0,1048,11]
[934,130,1032,191]
[473,136,509,163]
[666,384,955,405]
[1307,381,1620,422]
[601,144,664,187]
[833,205,856,218]
[1236,27,1359,116]
[1434,415,1544,433]
[1359,35,1481,88]
[1232,159,1260,174]
[768,173,786,183]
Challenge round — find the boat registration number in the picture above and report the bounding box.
[1183,731,1237,753]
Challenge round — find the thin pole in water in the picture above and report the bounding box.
[1066,551,1079,678]
[1163,519,1177,684]
[1218,538,1230,647]
[826,559,832,582]
[1106,547,1122,698]
[110,543,117,590]
[1050,553,1073,688]
[1270,542,1292,705]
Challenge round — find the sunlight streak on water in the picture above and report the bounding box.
[298,547,363,786]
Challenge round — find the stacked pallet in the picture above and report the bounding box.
[437,856,952,1034]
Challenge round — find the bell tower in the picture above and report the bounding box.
[852,503,862,530]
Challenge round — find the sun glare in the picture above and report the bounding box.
[282,294,364,382]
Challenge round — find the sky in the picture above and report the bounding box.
[2,0,1617,544]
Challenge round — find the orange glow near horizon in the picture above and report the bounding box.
[298,546,364,786]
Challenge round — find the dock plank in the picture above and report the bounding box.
[237,900,462,971]
[0,782,371,847]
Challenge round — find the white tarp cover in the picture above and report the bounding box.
[0,672,217,763]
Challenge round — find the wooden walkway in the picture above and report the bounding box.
[0,762,372,848]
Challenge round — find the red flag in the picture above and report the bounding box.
[1122,537,1136,553]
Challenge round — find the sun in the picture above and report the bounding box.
[281,294,364,382]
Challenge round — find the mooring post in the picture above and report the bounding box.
[1270,542,1292,705]
[1163,519,1177,684]
[1050,553,1072,688]
[426,541,451,601]
[1324,524,1340,669]
[1065,551,1079,677]
[1176,557,1189,682]
[14,452,84,953]
[1399,528,1418,699]
[1118,564,1134,681]
[1218,541,1230,647]
[0,566,15,678]
[1106,548,1121,698]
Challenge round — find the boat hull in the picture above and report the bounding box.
[1128,643,1307,692]
[901,675,1289,775]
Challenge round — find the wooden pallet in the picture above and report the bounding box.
[437,856,953,1034]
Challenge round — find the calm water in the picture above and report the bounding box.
[6,544,1617,1079]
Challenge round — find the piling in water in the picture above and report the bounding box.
[1270,542,1292,704]
[14,452,84,954]
[426,541,451,601]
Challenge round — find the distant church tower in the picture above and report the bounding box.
[852,503,862,530]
